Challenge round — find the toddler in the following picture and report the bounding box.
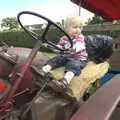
[42,16,87,90]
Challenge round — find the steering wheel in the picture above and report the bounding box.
[17,11,73,51]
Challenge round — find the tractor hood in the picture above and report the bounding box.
[71,0,120,21]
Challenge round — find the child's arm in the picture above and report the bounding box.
[57,36,69,49]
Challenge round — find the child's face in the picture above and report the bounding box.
[67,24,83,38]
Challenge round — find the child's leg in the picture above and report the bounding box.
[51,60,86,89]
[64,71,75,84]
[49,71,75,94]
[64,60,86,83]
[42,55,67,73]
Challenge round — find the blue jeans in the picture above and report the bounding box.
[46,55,86,76]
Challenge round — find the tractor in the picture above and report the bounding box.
[0,0,120,120]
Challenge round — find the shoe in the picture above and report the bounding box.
[57,79,68,90]
[48,78,69,93]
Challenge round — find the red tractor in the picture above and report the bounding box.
[0,0,120,120]
[0,11,76,120]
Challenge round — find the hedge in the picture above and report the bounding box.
[0,27,63,49]
[0,30,36,48]
[0,28,118,50]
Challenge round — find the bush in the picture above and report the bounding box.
[0,31,36,48]
[0,27,63,48]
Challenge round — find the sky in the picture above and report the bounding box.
[0,0,94,24]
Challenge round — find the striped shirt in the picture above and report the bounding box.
[58,34,88,60]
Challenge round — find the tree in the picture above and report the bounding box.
[87,15,108,24]
[1,17,19,31]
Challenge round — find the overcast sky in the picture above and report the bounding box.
[0,0,94,23]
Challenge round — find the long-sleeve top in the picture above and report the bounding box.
[58,34,88,61]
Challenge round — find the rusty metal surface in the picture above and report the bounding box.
[7,47,48,66]
[70,74,120,120]
[31,91,76,120]
[0,58,13,79]
[0,47,48,92]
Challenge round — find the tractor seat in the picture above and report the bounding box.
[0,79,11,101]
[50,61,109,101]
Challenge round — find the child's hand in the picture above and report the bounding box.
[64,43,71,49]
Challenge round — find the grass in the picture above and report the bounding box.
[43,52,57,58]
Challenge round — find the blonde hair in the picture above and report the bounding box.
[65,16,85,29]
